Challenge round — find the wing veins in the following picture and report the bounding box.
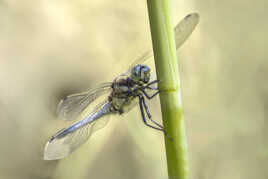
[57,82,112,121]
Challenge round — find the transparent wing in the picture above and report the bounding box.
[44,101,113,160]
[57,82,112,121]
[127,13,199,70]
[174,13,199,50]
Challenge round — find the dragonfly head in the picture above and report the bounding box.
[131,64,151,84]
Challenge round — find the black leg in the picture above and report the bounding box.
[140,96,163,128]
[138,96,164,132]
[139,95,173,141]
[141,80,160,99]
[143,80,159,90]
[145,85,158,90]
[144,80,158,87]
[140,88,160,99]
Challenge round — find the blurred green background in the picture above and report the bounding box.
[0,0,267,179]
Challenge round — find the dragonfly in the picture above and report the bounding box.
[44,13,199,160]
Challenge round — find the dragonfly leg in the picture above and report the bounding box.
[145,86,158,90]
[139,95,173,141]
[140,88,159,99]
[139,80,160,99]
[145,79,158,86]
[143,80,159,90]
[138,95,164,132]
[141,96,163,128]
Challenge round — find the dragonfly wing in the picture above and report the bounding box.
[44,101,113,160]
[57,82,112,121]
[174,13,199,49]
[127,13,199,71]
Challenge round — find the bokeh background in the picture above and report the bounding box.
[0,0,267,179]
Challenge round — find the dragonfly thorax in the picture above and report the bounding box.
[130,64,151,84]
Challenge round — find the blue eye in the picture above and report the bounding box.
[134,69,139,76]
[132,65,141,76]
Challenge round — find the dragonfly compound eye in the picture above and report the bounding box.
[131,64,150,83]
[139,65,151,83]
[131,64,151,83]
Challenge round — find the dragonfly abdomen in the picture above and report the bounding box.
[50,102,112,141]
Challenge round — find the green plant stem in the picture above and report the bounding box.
[146,1,189,179]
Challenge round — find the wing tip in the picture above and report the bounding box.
[43,139,69,160]
[43,141,53,160]
[185,12,200,22]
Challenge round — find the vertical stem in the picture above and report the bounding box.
[146,1,189,179]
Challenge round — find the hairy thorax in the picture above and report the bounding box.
[109,75,140,114]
